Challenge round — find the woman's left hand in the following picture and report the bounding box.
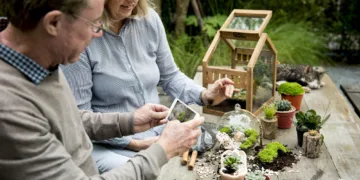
[201,78,238,106]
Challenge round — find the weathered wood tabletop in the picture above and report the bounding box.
[158,71,360,180]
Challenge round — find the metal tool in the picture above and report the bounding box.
[185,126,214,170]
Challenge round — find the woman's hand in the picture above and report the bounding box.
[201,78,238,106]
[127,136,160,151]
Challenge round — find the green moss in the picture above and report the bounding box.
[240,140,253,150]
[257,142,289,163]
[219,126,232,135]
[278,82,304,96]
[245,129,258,137]
[240,128,258,150]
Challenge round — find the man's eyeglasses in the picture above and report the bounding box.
[74,15,103,33]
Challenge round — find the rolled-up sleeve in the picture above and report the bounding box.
[79,110,134,141]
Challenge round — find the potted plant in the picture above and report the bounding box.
[278,82,305,110]
[260,104,277,140]
[220,150,247,180]
[292,109,330,147]
[245,169,270,180]
[274,100,296,129]
[302,130,322,158]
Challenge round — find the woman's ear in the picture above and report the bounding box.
[42,10,63,36]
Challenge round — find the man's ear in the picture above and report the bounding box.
[42,10,64,36]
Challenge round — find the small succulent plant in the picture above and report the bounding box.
[274,100,292,111]
[223,155,242,174]
[246,169,266,180]
[308,129,318,136]
[263,104,277,119]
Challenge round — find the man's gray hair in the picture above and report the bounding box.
[1,0,89,31]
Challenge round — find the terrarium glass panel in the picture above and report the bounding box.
[208,39,232,66]
[252,48,275,112]
[231,39,257,49]
[228,17,264,31]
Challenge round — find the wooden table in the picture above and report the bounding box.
[158,71,360,180]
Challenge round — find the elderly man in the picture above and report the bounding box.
[0,0,203,179]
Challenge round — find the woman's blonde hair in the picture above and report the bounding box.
[102,0,154,30]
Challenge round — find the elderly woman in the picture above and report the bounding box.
[62,0,235,173]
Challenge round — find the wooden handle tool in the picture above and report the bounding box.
[188,150,198,170]
[181,150,189,165]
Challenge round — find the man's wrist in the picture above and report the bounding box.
[156,140,175,160]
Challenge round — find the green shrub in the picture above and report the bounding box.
[168,34,205,78]
[263,104,277,119]
[257,142,289,163]
[274,100,292,111]
[278,82,304,96]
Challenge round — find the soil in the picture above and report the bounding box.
[207,99,246,112]
[248,145,299,172]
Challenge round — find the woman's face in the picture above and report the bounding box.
[106,0,139,21]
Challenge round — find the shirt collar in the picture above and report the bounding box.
[0,43,50,84]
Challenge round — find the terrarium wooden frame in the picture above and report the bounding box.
[220,9,272,41]
[202,9,277,116]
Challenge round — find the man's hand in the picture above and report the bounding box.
[127,136,160,151]
[157,117,204,160]
[201,78,238,106]
[133,104,168,133]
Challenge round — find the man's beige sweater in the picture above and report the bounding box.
[0,59,167,180]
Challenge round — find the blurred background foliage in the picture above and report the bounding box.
[159,0,360,78]
[1,0,359,78]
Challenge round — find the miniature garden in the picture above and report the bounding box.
[180,81,331,180]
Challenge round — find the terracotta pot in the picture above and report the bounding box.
[275,106,296,129]
[281,94,304,110]
[220,150,247,180]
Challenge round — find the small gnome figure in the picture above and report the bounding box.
[303,130,322,158]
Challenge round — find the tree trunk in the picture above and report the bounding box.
[261,117,278,140]
[152,0,162,16]
[175,0,190,37]
[191,0,203,30]
[303,132,321,158]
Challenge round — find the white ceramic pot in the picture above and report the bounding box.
[219,149,247,180]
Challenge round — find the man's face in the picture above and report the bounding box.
[58,0,105,65]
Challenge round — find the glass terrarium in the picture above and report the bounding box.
[202,9,277,116]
